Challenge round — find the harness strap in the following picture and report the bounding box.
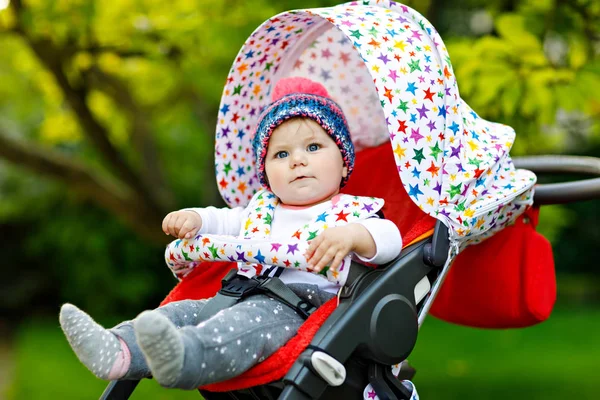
[196,262,372,322]
[195,292,240,321]
[195,269,316,321]
[258,276,315,319]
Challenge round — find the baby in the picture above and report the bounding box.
[59,77,402,389]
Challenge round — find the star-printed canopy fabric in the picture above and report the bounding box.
[214,0,536,243]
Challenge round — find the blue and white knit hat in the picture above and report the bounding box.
[252,77,355,188]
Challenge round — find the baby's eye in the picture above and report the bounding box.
[275,151,289,159]
[307,143,320,152]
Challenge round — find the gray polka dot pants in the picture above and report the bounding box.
[111,283,334,388]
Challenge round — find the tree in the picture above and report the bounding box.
[0,0,295,243]
[433,0,600,155]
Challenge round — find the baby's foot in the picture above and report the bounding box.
[59,303,130,380]
[134,311,184,388]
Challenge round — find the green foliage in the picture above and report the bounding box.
[0,36,46,140]
[0,172,169,318]
[535,204,575,244]
[444,1,600,155]
[411,307,600,399]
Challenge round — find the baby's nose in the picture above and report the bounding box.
[290,152,307,167]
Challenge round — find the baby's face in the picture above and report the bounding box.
[265,118,347,206]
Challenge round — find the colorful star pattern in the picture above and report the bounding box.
[213,0,535,249]
[165,190,384,286]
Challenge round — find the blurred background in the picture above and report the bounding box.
[0,0,599,398]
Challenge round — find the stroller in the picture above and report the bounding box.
[100,1,600,399]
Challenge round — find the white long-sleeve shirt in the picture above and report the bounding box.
[188,197,402,294]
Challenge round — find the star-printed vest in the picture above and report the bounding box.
[166,189,384,287]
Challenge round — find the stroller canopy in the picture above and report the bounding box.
[214,0,536,243]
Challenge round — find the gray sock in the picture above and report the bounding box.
[59,303,125,380]
[133,310,184,388]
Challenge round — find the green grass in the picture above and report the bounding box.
[410,307,600,399]
[6,307,600,399]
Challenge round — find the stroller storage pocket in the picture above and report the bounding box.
[431,207,556,328]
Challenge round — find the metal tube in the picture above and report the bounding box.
[513,155,600,205]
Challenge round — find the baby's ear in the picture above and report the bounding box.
[342,165,348,178]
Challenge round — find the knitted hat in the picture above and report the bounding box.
[252,77,355,189]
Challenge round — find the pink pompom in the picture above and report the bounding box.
[271,77,330,101]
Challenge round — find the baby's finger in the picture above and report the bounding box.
[169,213,185,237]
[184,226,200,239]
[162,213,174,235]
[305,241,314,259]
[165,214,175,237]
[307,241,328,269]
[178,224,191,239]
[305,235,322,260]
[162,219,169,235]
[329,252,346,272]
[313,247,338,272]
[179,222,199,239]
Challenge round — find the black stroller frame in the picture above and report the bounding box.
[100,155,600,400]
[101,221,449,400]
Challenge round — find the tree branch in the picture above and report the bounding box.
[562,0,600,58]
[84,66,176,210]
[82,43,183,61]
[0,132,169,244]
[158,86,219,136]
[10,0,165,217]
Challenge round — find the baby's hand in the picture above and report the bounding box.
[162,211,203,239]
[305,226,355,273]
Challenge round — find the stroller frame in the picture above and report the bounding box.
[100,222,450,400]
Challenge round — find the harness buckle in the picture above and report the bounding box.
[219,270,261,298]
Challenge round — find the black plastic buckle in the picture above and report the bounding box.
[219,272,261,298]
[251,275,277,297]
[253,274,272,287]
[220,268,239,285]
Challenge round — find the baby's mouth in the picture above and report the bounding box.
[292,175,312,182]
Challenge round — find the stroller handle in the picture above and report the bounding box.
[513,155,600,205]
